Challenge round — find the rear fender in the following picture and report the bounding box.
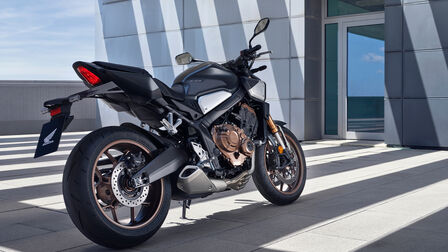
[35,82,121,158]
[41,81,120,133]
[43,81,120,111]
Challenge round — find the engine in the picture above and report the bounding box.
[211,104,258,167]
[211,124,254,166]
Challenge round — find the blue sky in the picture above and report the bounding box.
[0,0,94,80]
[347,31,385,97]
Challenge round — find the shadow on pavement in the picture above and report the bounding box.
[0,135,447,251]
[356,207,448,251]
[128,157,448,251]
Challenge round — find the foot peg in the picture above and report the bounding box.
[160,112,182,135]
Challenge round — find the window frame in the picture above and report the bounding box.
[320,0,385,139]
[325,0,385,19]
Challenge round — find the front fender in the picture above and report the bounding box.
[272,120,303,142]
[273,120,287,127]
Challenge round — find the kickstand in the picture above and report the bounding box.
[181,200,191,219]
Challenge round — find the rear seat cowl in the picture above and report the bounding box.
[93,61,150,75]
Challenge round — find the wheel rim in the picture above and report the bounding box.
[264,134,304,195]
[91,140,164,229]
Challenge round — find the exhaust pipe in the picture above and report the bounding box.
[177,166,228,194]
[177,153,256,194]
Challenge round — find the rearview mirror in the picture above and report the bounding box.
[254,18,270,36]
[249,18,270,47]
[175,52,193,65]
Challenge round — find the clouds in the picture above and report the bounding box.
[0,1,94,20]
[0,0,94,80]
[49,1,95,18]
[362,52,384,62]
[362,46,385,63]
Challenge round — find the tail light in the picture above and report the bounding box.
[50,107,62,116]
[77,66,101,86]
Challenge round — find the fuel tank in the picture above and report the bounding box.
[172,62,240,118]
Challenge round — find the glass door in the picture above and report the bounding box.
[343,21,384,140]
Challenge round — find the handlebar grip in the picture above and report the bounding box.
[251,65,267,74]
[247,44,261,54]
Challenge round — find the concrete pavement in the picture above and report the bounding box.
[0,132,447,251]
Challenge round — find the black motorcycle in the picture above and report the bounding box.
[34,18,306,248]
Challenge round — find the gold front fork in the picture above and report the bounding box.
[266,115,287,153]
[266,115,279,133]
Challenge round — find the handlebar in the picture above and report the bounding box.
[246,44,262,55]
[223,44,268,76]
[251,65,267,74]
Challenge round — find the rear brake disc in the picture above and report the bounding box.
[111,163,149,207]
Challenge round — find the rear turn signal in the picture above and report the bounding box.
[50,107,61,116]
[77,66,101,86]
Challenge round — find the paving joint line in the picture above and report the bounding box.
[0,223,53,245]
[56,242,93,252]
[136,217,249,251]
[36,206,67,215]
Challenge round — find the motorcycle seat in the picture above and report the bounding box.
[93,61,148,75]
[153,79,185,101]
[92,61,185,101]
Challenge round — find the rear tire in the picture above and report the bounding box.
[63,126,171,248]
[252,127,306,205]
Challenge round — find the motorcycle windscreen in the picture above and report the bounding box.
[34,115,72,158]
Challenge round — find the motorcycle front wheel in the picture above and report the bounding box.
[252,126,306,205]
[63,126,171,249]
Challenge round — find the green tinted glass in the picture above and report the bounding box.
[328,0,384,17]
[325,23,338,135]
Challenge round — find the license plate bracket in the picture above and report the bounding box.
[34,115,73,158]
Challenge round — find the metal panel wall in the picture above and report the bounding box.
[95,0,322,140]
[385,0,448,147]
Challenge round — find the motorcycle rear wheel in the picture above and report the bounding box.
[252,127,306,205]
[63,126,171,248]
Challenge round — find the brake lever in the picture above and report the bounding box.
[256,50,272,58]
[249,50,272,69]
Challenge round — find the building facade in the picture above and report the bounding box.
[95,0,448,148]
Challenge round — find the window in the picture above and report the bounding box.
[327,0,384,17]
[346,24,385,133]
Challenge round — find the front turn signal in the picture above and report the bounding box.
[278,145,284,154]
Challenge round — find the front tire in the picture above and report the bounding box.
[63,126,171,248]
[253,127,306,205]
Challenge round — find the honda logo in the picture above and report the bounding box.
[42,129,57,146]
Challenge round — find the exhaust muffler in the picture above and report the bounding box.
[177,166,228,194]
[177,153,256,195]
